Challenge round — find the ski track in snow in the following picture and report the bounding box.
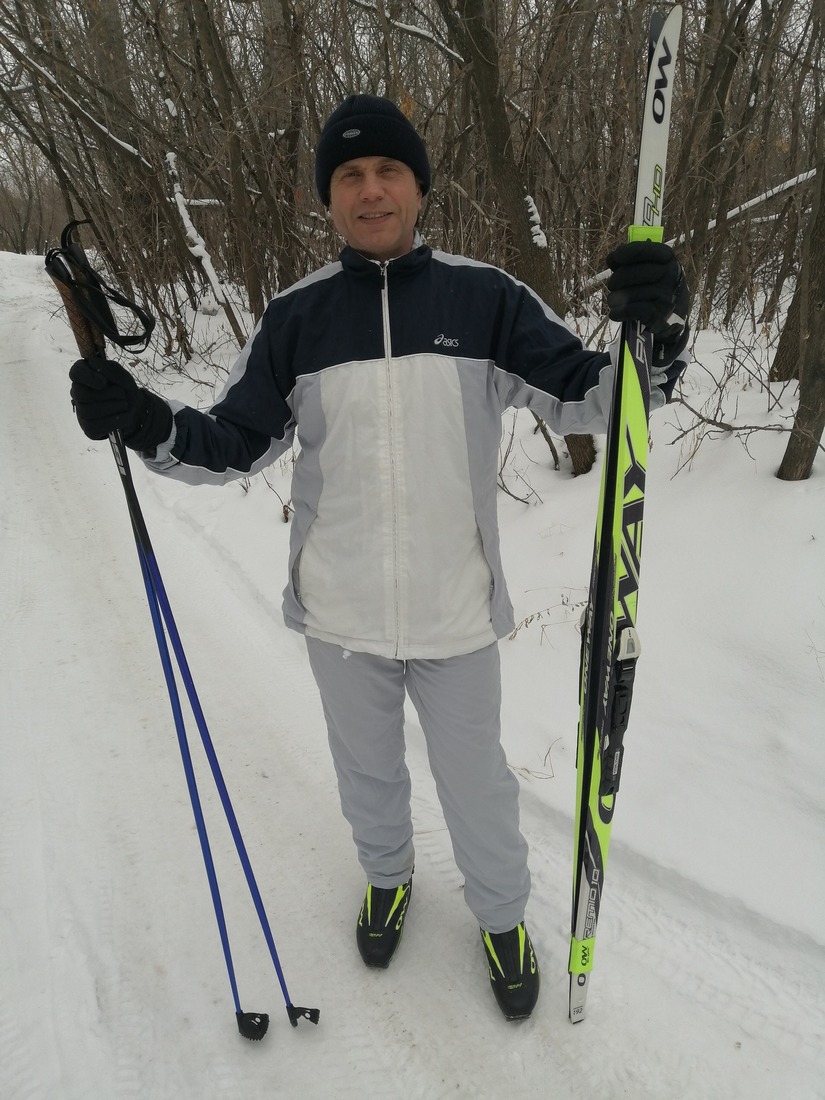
[146,464,825,1092]
[2,252,824,1099]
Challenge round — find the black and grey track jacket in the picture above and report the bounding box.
[144,242,653,660]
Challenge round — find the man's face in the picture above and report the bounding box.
[328,156,422,262]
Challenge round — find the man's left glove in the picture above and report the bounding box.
[606,240,690,370]
[69,357,173,451]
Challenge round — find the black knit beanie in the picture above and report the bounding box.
[315,94,430,206]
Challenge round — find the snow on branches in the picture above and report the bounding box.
[525,195,547,249]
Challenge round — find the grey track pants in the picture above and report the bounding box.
[304,636,531,933]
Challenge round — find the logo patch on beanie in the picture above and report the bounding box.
[342,128,361,139]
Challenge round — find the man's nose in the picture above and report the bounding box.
[358,172,385,199]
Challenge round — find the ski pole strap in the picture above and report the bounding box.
[45,220,155,354]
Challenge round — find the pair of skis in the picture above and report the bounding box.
[568,6,683,1023]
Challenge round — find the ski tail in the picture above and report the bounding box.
[568,6,682,1024]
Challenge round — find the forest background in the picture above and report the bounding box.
[0,0,822,476]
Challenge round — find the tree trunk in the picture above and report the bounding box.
[190,0,265,319]
[770,278,802,382]
[777,149,825,480]
[435,0,596,474]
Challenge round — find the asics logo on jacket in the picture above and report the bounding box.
[144,243,616,660]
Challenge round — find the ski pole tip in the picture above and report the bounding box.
[236,1010,270,1041]
[287,1004,321,1027]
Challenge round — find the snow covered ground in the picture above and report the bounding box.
[2,249,823,1098]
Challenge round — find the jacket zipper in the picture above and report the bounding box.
[380,261,402,657]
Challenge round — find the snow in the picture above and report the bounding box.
[165,154,231,308]
[2,250,824,1098]
[525,195,548,249]
[706,167,817,232]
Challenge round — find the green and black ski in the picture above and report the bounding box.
[568,6,683,1023]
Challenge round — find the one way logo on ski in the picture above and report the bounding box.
[651,34,675,123]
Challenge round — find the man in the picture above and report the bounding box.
[69,95,689,1022]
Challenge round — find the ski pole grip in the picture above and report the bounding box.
[47,272,105,359]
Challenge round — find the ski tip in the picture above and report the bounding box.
[649,9,665,46]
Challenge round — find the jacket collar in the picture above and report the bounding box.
[340,237,432,281]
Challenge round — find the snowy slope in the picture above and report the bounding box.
[1,250,823,1099]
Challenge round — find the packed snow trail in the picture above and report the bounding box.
[2,251,824,1098]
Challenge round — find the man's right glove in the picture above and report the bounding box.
[69,357,173,451]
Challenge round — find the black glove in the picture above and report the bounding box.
[606,240,690,367]
[69,357,173,451]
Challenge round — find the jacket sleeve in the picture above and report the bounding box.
[497,283,616,436]
[142,303,297,485]
[498,279,691,431]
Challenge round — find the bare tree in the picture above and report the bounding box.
[0,0,820,473]
[777,152,825,477]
